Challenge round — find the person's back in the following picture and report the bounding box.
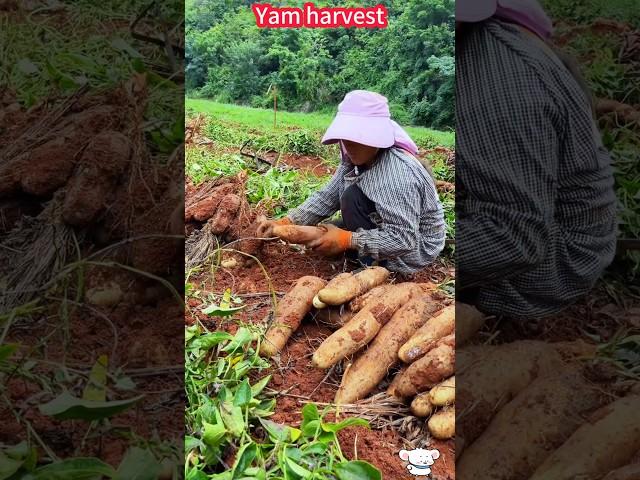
[457,19,617,318]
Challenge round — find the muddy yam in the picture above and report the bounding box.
[317,266,390,306]
[398,305,455,363]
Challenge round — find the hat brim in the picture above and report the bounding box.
[321,113,395,148]
[456,0,497,22]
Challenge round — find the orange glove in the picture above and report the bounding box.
[307,224,353,257]
[256,216,292,238]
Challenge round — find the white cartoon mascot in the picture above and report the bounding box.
[399,448,440,477]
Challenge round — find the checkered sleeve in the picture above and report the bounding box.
[287,162,346,225]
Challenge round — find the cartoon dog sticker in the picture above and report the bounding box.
[399,448,440,477]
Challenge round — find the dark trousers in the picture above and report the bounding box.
[339,185,382,267]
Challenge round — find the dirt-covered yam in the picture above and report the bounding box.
[456,302,486,346]
[398,305,455,363]
[457,367,602,480]
[208,193,241,234]
[271,224,325,244]
[429,376,455,407]
[348,284,390,312]
[313,307,356,330]
[260,276,327,358]
[312,283,423,369]
[185,183,235,222]
[317,266,390,306]
[410,392,433,417]
[529,395,640,480]
[392,334,455,397]
[20,137,78,196]
[428,407,455,440]
[335,294,441,404]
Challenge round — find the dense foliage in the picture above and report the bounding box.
[186,0,455,129]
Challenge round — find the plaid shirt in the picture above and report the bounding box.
[288,147,445,273]
[457,20,617,318]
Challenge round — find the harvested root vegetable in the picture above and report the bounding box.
[348,284,390,312]
[529,395,640,480]
[457,367,601,480]
[428,407,455,440]
[314,272,353,309]
[314,307,355,330]
[312,283,423,369]
[63,132,130,226]
[271,224,325,244]
[429,376,455,406]
[392,334,455,397]
[85,282,123,307]
[410,392,433,417]
[220,257,238,269]
[457,341,564,447]
[185,183,235,222]
[387,366,408,398]
[456,303,486,346]
[259,276,326,358]
[208,194,241,234]
[317,266,390,306]
[603,463,640,480]
[398,305,455,363]
[20,137,77,196]
[335,294,441,403]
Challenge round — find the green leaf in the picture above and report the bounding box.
[110,37,142,58]
[222,328,253,353]
[300,443,328,456]
[0,344,18,363]
[0,452,23,480]
[259,419,298,443]
[82,355,107,402]
[322,417,369,433]
[30,458,116,480]
[285,457,312,477]
[250,375,271,397]
[231,443,257,480]
[189,332,232,351]
[220,400,244,437]
[185,436,204,454]
[39,391,143,421]
[233,379,252,407]
[202,421,226,447]
[115,447,161,480]
[301,403,319,427]
[113,375,136,391]
[334,461,381,480]
[201,303,245,317]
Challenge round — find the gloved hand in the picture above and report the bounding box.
[307,224,353,257]
[256,216,292,238]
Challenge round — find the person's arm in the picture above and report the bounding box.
[287,162,348,226]
[456,95,558,287]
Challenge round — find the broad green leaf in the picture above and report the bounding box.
[39,391,143,421]
[202,421,226,447]
[300,443,328,456]
[250,375,271,396]
[220,400,244,437]
[0,344,18,363]
[186,467,210,480]
[322,417,369,433]
[115,447,160,480]
[301,403,319,427]
[233,379,252,407]
[189,332,232,351]
[259,419,296,443]
[202,303,245,317]
[285,457,312,478]
[208,472,231,480]
[334,461,382,480]
[301,419,321,438]
[222,328,253,353]
[82,355,107,402]
[30,458,116,480]
[0,452,23,480]
[184,436,203,453]
[231,443,257,480]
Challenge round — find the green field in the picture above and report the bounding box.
[186,98,455,149]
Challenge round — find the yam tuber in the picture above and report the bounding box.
[456,303,486,346]
[410,392,433,417]
[457,367,602,480]
[312,283,423,369]
[398,305,455,363]
[317,266,390,306]
[456,341,564,447]
[335,294,441,404]
[259,276,326,358]
[314,272,353,309]
[429,376,455,407]
[272,224,325,244]
[208,194,241,234]
[348,284,390,312]
[428,407,455,440]
[529,395,640,480]
[393,334,455,397]
[386,365,408,398]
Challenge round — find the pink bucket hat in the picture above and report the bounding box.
[456,0,553,39]
[322,90,418,155]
